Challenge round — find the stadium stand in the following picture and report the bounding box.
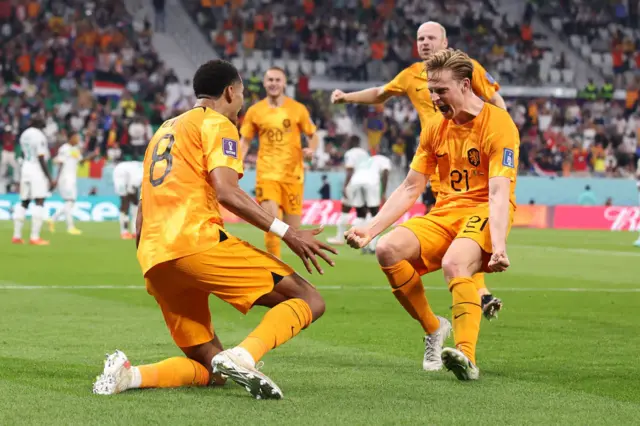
[539,0,640,88]
[0,0,188,193]
[183,0,551,85]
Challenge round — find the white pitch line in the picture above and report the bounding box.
[0,284,639,293]
[510,244,640,257]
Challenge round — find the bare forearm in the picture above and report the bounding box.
[308,133,319,152]
[344,87,389,104]
[240,138,251,160]
[368,184,420,237]
[135,204,142,248]
[219,188,276,233]
[489,190,510,251]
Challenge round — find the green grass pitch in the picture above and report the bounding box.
[1,222,639,425]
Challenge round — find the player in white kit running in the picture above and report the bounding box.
[12,117,54,245]
[112,160,143,239]
[48,132,97,235]
[346,153,392,253]
[327,136,370,245]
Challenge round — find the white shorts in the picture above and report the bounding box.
[20,173,50,200]
[113,174,140,197]
[58,179,78,200]
[345,182,381,209]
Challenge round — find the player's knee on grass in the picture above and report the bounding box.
[376,227,421,267]
[180,335,227,385]
[441,239,484,283]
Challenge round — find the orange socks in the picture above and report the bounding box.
[449,277,482,365]
[239,298,313,362]
[381,260,441,334]
[473,272,488,295]
[265,232,281,258]
[137,357,210,388]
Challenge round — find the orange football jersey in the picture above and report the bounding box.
[240,97,316,183]
[383,59,501,193]
[411,103,519,211]
[137,107,243,275]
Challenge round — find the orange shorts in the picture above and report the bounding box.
[400,205,514,275]
[256,179,303,215]
[144,229,294,348]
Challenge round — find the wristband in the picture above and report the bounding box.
[269,218,290,238]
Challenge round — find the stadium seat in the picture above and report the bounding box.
[232,57,245,72]
[314,61,327,75]
[561,69,574,84]
[300,60,313,74]
[549,68,561,84]
[245,58,258,73]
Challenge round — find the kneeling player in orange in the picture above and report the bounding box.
[92,60,336,399]
[240,67,318,258]
[345,49,519,380]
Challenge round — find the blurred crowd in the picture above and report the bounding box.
[186,0,548,85]
[0,0,194,192]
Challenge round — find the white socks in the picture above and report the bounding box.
[336,212,349,239]
[51,201,75,230]
[65,201,75,229]
[129,204,138,234]
[30,205,44,241]
[12,204,26,239]
[129,366,142,389]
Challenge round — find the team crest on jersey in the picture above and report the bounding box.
[222,138,238,158]
[503,148,515,168]
[282,119,291,129]
[467,148,481,167]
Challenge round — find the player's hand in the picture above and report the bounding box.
[344,226,373,249]
[488,250,510,272]
[303,147,314,160]
[283,226,337,274]
[331,89,347,104]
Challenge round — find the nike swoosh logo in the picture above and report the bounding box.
[454,312,469,319]
[436,153,446,158]
[416,87,426,92]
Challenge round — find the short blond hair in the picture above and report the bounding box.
[426,49,473,82]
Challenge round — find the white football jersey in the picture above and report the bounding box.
[55,143,82,181]
[344,147,370,170]
[20,127,49,175]
[351,154,392,186]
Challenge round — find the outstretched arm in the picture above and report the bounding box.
[331,86,393,105]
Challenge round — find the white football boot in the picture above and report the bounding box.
[212,348,283,400]
[441,347,480,381]
[93,350,136,395]
[422,316,452,371]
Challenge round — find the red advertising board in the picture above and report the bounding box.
[222,200,552,228]
[553,206,640,231]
